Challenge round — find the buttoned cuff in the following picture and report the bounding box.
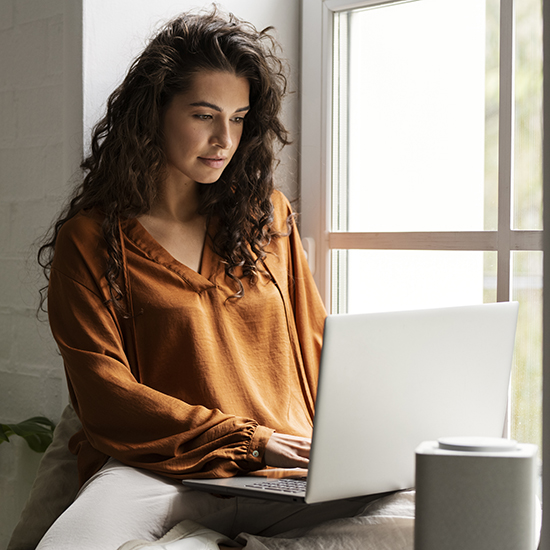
[246,425,274,466]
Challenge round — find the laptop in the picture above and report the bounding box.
[183,302,519,504]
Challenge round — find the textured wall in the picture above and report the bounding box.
[0,0,80,545]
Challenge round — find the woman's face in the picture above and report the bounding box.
[161,70,250,186]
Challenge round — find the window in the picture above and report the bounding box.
[300,0,542,449]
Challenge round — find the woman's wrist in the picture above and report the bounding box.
[247,425,275,466]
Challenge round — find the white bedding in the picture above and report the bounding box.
[237,491,415,550]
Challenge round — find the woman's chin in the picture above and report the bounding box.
[196,178,221,186]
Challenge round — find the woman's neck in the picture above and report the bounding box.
[137,177,208,272]
[148,175,202,224]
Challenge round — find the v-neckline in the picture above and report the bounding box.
[122,217,218,292]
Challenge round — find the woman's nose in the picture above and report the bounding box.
[211,119,232,149]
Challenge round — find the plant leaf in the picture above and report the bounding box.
[21,432,53,453]
[0,424,13,443]
[0,417,55,452]
[9,417,55,436]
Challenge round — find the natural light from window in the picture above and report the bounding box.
[330,0,542,453]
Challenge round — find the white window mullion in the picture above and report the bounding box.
[328,230,542,252]
[332,11,350,234]
[300,0,332,305]
[331,10,351,313]
[329,231,499,251]
[497,0,516,303]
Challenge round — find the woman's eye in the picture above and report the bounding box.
[195,114,212,121]
[232,117,244,124]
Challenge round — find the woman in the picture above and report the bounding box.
[35,8,387,550]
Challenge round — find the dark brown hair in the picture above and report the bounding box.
[38,7,291,311]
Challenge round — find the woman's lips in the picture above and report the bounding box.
[199,157,226,169]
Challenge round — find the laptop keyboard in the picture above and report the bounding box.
[244,477,307,494]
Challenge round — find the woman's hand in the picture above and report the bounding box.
[264,432,311,468]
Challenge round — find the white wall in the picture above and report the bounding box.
[0,1,301,545]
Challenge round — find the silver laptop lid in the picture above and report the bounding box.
[305,302,518,503]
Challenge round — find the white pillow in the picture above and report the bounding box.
[7,404,81,550]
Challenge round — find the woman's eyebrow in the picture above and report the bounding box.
[190,101,250,113]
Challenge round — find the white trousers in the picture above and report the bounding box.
[35,459,400,550]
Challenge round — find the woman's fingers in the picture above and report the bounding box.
[264,432,311,468]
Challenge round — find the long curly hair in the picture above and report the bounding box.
[38,7,291,311]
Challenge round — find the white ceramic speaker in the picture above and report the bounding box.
[414,437,538,550]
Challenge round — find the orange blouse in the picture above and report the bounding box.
[48,191,326,485]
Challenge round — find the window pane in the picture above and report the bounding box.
[513,0,543,230]
[335,250,496,315]
[510,251,542,450]
[334,0,494,232]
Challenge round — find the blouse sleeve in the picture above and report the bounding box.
[48,217,273,485]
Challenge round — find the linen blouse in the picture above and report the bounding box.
[48,190,326,485]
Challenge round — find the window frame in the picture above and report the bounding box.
[299,0,543,309]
